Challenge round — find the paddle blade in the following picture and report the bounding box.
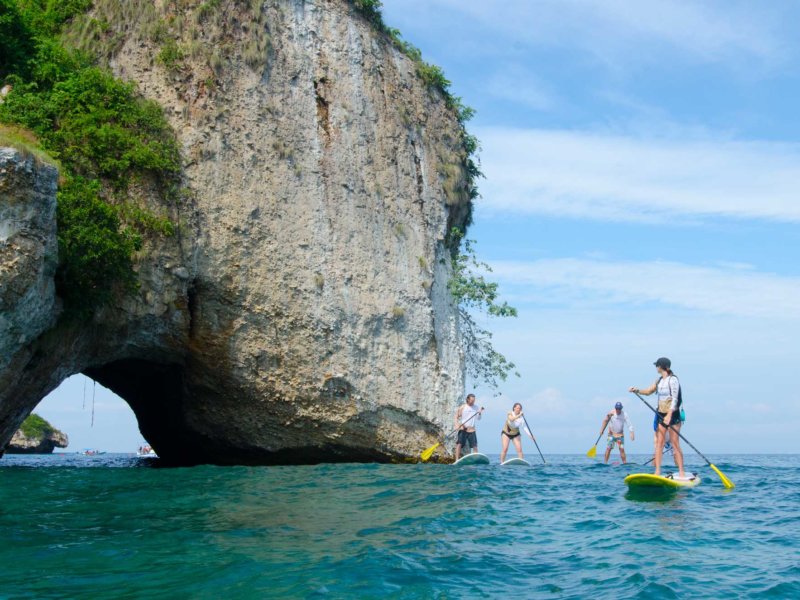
[710,463,735,489]
[587,445,597,458]
[420,443,440,462]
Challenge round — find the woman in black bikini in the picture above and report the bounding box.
[500,403,525,463]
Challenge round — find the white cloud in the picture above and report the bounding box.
[475,127,800,223]
[490,258,800,319]
[426,0,788,69]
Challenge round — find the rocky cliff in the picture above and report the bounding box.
[0,0,470,464]
[6,414,68,454]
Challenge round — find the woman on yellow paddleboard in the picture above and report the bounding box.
[629,357,686,479]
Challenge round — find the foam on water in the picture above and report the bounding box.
[0,454,798,598]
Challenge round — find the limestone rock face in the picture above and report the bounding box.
[0,0,468,464]
[0,149,58,367]
[0,149,59,439]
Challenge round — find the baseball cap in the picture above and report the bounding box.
[654,357,671,369]
[615,402,623,409]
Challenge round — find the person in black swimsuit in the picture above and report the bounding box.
[500,403,525,463]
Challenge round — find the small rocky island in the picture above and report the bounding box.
[6,414,68,454]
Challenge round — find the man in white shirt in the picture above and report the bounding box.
[600,402,635,464]
[454,394,484,461]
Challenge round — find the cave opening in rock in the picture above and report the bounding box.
[18,373,143,455]
[81,359,196,464]
[4,350,447,466]
[17,359,195,463]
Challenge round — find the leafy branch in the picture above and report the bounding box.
[447,228,519,389]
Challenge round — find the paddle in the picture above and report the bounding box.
[586,422,608,458]
[420,409,482,462]
[632,392,734,489]
[522,415,546,464]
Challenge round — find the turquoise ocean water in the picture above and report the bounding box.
[1,454,797,599]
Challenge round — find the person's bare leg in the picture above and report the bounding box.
[654,427,667,475]
[500,434,510,463]
[653,432,658,465]
[604,441,612,464]
[455,442,462,461]
[513,436,524,459]
[670,424,685,477]
[620,443,627,464]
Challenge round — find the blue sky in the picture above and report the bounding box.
[379,0,800,455]
[33,1,799,454]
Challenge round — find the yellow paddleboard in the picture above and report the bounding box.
[624,473,701,489]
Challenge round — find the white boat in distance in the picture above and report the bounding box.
[136,445,157,458]
[79,449,106,456]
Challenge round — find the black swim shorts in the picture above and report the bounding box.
[658,411,681,428]
[457,430,478,448]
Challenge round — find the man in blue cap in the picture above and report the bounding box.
[599,402,635,464]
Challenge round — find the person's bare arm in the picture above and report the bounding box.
[600,413,611,436]
[629,382,657,395]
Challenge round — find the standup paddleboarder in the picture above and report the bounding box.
[599,402,635,464]
[454,394,484,461]
[499,403,527,463]
[630,357,686,478]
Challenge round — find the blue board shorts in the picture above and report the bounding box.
[607,435,624,449]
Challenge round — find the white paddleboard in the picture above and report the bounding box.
[453,452,490,466]
[501,458,531,466]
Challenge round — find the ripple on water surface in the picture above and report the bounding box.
[0,454,798,598]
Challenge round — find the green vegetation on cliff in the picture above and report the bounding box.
[0,0,34,78]
[62,0,272,76]
[19,413,56,439]
[0,123,56,164]
[0,0,180,316]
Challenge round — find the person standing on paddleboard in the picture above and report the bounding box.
[454,394,484,461]
[499,403,527,463]
[629,357,686,478]
[599,402,635,464]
